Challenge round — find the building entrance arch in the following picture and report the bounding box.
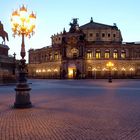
[68,63,76,79]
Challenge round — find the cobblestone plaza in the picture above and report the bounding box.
[0,79,140,140]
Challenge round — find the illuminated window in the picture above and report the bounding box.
[71,48,79,58]
[121,67,126,71]
[105,49,110,59]
[87,50,92,59]
[121,50,126,59]
[49,53,52,60]
[96,50,101,59]
[113,50,118,59]
[54,52,58,60]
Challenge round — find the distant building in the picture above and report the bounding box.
[28,18,140,79]
[0,44,16,83]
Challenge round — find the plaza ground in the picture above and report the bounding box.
[0,79,140,140]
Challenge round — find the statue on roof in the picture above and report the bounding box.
[0,21,9,44]
[90,17,93,23]
[113,23,117,27]
[69,18,79,33]
[63,28,66,34]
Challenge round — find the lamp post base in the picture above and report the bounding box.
[14,83,32,108]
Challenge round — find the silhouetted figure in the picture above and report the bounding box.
[13,52,16,75]
[62,69,66,79]
[76,69,81,79]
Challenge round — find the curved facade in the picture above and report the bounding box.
[28,18,140,79]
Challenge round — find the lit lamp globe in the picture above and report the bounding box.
[106,61,114,68]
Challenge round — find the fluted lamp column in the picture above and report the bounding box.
[11,5,36,108]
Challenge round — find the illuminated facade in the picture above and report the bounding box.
[28,18,140,79]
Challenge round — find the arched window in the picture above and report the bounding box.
[54,52,58,60]
[105,49,110,59]
[71,48,79,58]
[121,50,126,59]
[87,50,92,59]
[96,49,101,59]
[113,49,118,59]
[89,33,93,37]
[49,53,52,60]
[102,33,105,37]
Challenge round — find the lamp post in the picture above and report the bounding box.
[130,68,134,78]
[92,68,97,79]
[11,5,36,108]
[106,62,114,83]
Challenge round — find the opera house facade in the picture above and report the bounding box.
[28,18,140,79]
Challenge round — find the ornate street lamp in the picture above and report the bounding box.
[11,5,36,108]
[106,61,114,83]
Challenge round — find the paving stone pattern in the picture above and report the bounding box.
[0,79,140,140]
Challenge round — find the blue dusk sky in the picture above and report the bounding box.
[0,0,140,61]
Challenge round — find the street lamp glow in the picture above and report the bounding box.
[106,61,114,83]
[121,67,126,71]
[106,61,114,68]
[11,5,36,108]
[130,68,134,71]
[92,68,97,71]
[11,5,36,38]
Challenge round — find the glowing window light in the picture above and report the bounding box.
[87,51,92,59]
[54,69,58,72]
[95,52,101,59]
[92,68,97,71]
[129,68,134,71]
[121,68,126,71]
[47,69,51,72]
[113,50,118,59]
[42,69,46,72]
[105,50,110,59]
[102,68,107,71]
[121,51,126,59]
[112,68,117,71]
[88,66,92,70]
